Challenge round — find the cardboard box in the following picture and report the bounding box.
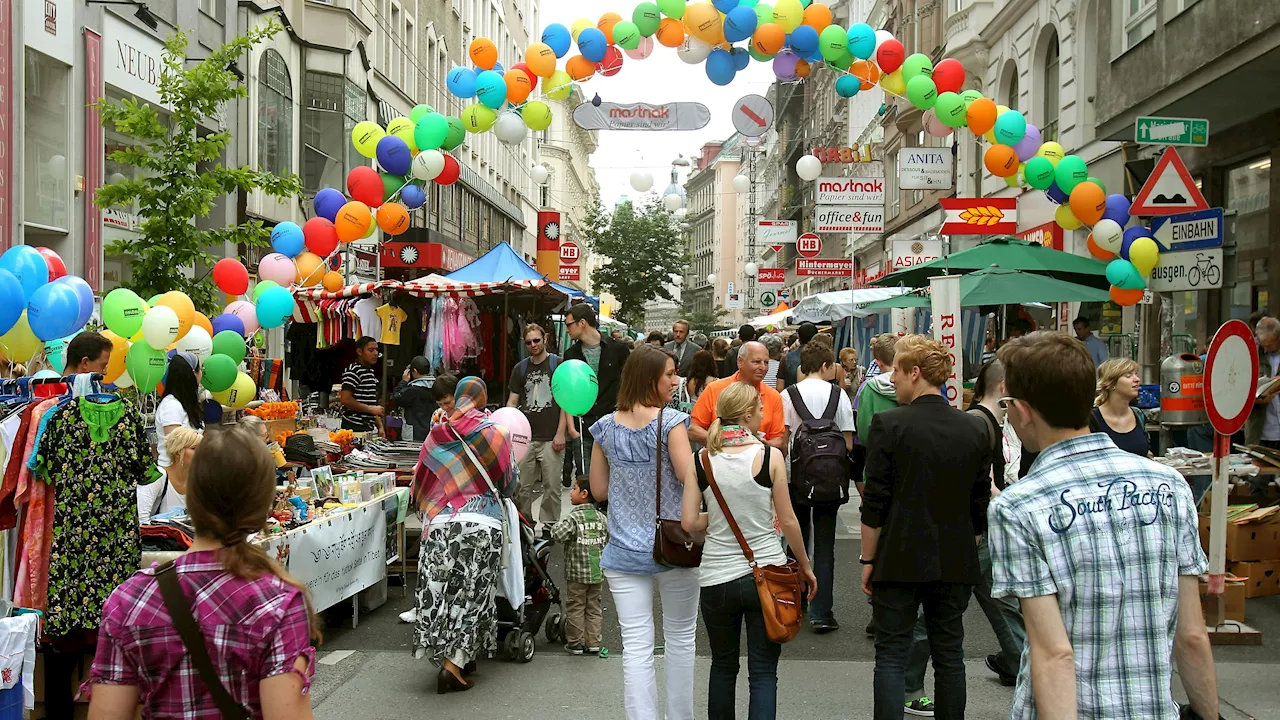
[1226,560,1280,598]
[1199,513,1280,562]
[1198,579,1246,623]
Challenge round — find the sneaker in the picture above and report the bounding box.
[583,644,601,654]
[398,608,418,623]
[986,654,1017,686]
[811,619,840,634]
[904,697,936,716]
[563,643,585,656]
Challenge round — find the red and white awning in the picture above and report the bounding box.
[399,273,548,297]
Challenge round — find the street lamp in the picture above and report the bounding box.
[744,262,758,277]
[706,273,717,285]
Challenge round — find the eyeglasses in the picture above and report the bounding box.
[998,397,1018,410]
[524,338,542,346]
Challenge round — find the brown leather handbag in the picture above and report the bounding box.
[651,410,703,568]
[701,448,804,644]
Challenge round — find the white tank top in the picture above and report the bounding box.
[698,445,788,587]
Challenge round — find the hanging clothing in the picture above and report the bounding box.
[12,398,61,613]
[376,304,409,345]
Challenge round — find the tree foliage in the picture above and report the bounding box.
[95,20,300,314]
[580,194,689,326]
[683,303,730,335]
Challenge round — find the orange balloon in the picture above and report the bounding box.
[967,97,998,136]
[795,59,811,78]
[295,252,325,288]
[598,12,623,43]
[566,54,597,80]
[377,202,410,235]
[157,291,195,341]
[683,2,722,44]
[656,18,686,47]
[322,271,345,293]
[192,312,213,337]
[469,38,497,69]
[101,330,130,383]
[504,69,533,104]
[984,144,1019,177]
[752,23,785,54]
[1087,235,1116,261]
[850,60,880,90]
[334,201,372,243]
[525,43,557,77]
[802,3,832,31]
[1069,181,1107,226]
[1110,286,1145,306]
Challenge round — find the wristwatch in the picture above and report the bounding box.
[858,557,874,565]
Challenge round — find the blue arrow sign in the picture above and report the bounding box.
[1150,207,1224,252]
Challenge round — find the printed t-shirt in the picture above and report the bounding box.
[375,304,409,345]
[509,355,562,442]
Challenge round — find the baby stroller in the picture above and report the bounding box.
[495,511,565,662]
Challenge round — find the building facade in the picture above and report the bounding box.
[684,135,744,326]
[540,83,601,294]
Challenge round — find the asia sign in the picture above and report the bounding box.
[797,258,853,277]
[891,240,941,271]
[898,148,953,190]
[811,145,876,163]
[572,101,711,131]
[814,177,885,205]
[815,206,885,233]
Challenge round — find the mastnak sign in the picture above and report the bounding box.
[815,177,885,205]
[572,101,711,131]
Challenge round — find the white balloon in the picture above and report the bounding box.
[744,262,758,277]
[796,154,823,181]
[1092,219,1124,253]
[142,305,180,350]
[114,368,134,389]
[663,193,683,211]
[494,113,528,144]
[674,207,688,218]
[677,36,712,64]
[874,29,894,51]
[706,273,717,284]
[531,165,549,184]
[412,150,445,181]
[175,325,213,360]
[630,170,654,193]
[733,174,750,193]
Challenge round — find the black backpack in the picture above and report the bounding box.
[787,384,851,505]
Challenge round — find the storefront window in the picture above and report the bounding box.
[302,71,345,193]
[257,50,292,176]
[1227,156,1270,320]
[24,50,71,232]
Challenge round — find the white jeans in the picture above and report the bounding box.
[604,567,700,720]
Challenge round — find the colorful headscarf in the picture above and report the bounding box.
[413,376,515,520]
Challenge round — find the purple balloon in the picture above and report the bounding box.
[1102,194,1131,227]
[53,275,95,330]
[1012,125,1042,162]
[313,188,346,222]
[1120,226,1152,260]
[211,312,246,338]
[376,135,412,177]
[773,52,800,81]
[400,183,426,209]
[1045,181,1068,204]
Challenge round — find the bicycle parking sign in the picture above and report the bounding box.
[1148,248,1223,292]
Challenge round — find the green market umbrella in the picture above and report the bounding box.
[859,265,1111,312]
[871,236,1111,290]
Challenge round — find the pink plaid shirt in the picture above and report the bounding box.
[83,550,315,718]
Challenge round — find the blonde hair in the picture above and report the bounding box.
[164,427,203,465]
[238,414,267,438]
[893,334,953,387]
[708,382,761,456]
[839,347,858,365]
[871,334,899,367]
[1095,358,1140,407]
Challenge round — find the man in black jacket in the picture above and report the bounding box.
[859,334,991,720]
[562,303,630,482]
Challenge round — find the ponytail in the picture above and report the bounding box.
[709,382,762,456]
[706,418,725,455]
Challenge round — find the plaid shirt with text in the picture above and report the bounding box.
[552,504,609,585]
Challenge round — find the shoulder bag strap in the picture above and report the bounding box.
[700,449,757,566]
[154,561,251,720]
[822,384,842,420]
[447,423,513,567]
[967,408,999,453]
[654,410,664,520]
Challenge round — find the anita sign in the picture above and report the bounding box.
[811,145,876,163]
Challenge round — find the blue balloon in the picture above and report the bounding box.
[375,135,412,176]
[577,28,608,63]
[0,270,23,337]
[491,61,504,76]
[724,7,757,42]
[1120,226,1153,260]
[1045,181,1069,204]
[474,70,508,109]
[732,47,751,72]
[835,75,861,98]
[26,282,81,341]
[847,23,876,59]
[270,221,305,258]
[52,275,94,330]
[255,286,296,330]
[211,313,246,338]
[446,66,477,98]
[788,26,819,55]
[802,45,824,63]
[713,0,739,12]
[705,49,736,86]
[0,246,49,304]
[1102,193,1131,227]
[312,188,345,222]
[400,183,426,209]
[542,23,572,58]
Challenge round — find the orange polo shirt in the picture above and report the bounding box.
[690,372,786,441]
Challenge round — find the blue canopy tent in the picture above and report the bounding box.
[444,242,599,308]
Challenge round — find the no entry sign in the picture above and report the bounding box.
[1203,319,1258,436]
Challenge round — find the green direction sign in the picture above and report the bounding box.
[1135,116,1209,147]
[759,290,777,308]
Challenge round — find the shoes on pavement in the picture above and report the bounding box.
[865,620,875,637]
[986,654,1017,686]
[811,619,840,634]
[584,644,602,654]
[564,643,585,656]
[399,608,418,624]
[904,697,936,716]
[436,668,472,694]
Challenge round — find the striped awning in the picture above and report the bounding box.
[399,273,549,297]
[291,280,400,300]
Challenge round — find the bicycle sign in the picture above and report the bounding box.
[1148,248,1223,292]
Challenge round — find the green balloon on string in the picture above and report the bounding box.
[748,47,775,62]
[380,172,404,203]
[552,359,599,417]
[409,104,433,123]
[1087,176,1107,194]
[442,117,466,151]
[201,353,238,393]
[251,280,279,303]
[212,330,247,365]
[126,341,168,393]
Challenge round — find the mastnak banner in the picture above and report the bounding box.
[573,102,711,131]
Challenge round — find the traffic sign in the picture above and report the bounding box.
[759,290,777,307]
[1131,147,1209,216]
[1151,208,1223,252]
[797,233,822,258]
[1148,249,1223,292]
[779,289,790,300]
[1136,116,1209,147]
[1204,320,1258,436]
[732,94,774,137]
[559,240,580,264]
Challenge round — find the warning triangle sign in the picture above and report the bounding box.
[1131,147,1209,217]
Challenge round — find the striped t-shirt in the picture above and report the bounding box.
[341,362,379,431]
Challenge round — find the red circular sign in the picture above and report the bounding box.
[1203,319,1259,436]
[797,233,822,259]
[559,241,580,264]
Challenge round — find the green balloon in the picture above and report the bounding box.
[1054,155,1089,194]
[551,359,599,417]
[657,0,685,18]
[1023,156,1056,190]
[251,280,279,303]
[906,75,938,111]
[633,2,662,36]
[934,92,967,128]
[212,330,247,365]
[960,89,983,108]
[442,117,466,151]
[818,25,848,61]
[901,53,933,82]
[126,341,168,392]
[148,294,164,308]
[102,288,147,339]
[414,112,449,150]
[754,3,774,25]
[613,20,642,49]
[380,172,404,202]
[826,49,855,70]
[409,104,433,123]
[1087,176,1106,194]
[201,353,238,393]
[739,0,759,7]
[748,47,776,62]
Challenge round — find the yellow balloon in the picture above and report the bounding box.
[545,70,573,101]
[522,101,553,132]
[461,104,497,133]
[1055,203,1081,230]
[773,0,803,32]
[351,121,384,159]
[1005,164,1023,188]
[213,371,257,409]
[879,69,906,97]
[386,116,417,152]
[0,312,41,365]
[101,330,130,384]
[571,18,593,40]
[1128,237,1161,276]
[984,105,1010,144]
[1037,141,1066,167]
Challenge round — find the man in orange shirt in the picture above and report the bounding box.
[690,341,786,450]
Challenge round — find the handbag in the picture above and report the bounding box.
[700,449,804,644]
[155,561,253,720]
[651,410,703,568]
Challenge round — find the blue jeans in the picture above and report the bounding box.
[701,574,783,720]
[872,582,971,720]
[793,502,839,624]
[974,534,1026,675]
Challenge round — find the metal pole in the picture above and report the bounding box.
[748,146,758,310]
[1206,430,1230,626]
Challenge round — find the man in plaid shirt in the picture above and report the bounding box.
[552,478,609,655]
[990,332,1219,720]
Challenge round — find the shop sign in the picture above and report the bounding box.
[104,13,166,107]
[0,0,13,252]
[725,292,744,310]
[811,145,875,164]
[85,28,104,290]
[757,267,785,285]
[536,210,560,280]
[797,258,853,277]
[1016,221,1063,251]
[559,240,580,264]
[797,233,822,258]
[940,197,1017,235]
[891,239,941,270]
[930,275,963,408]
[757,220,797,245]
[573,101,711,131]
[559,265,580,282]
[854,261,884,288]
[26,0,75,63]
[102,207,139,231]
[814,177,885,204]
[898,149,953,190]
[815,205,885,233]
[380,242,475,271]
[1147,248,1223,292]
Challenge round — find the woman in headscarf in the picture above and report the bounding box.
[411,376,516,694]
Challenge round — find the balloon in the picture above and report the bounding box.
[212,329,248,365]
[380,172,404,205]
[750,23,784,54]
[552,359,599,416]
[685,2,723,44]
[1036,141,1065,166]
[1107,258,1146,290]
[142,305,180,350]
[597,46,625,76]
[659,0,687,18]
[211,313,245,338]
[906,75,937,110]
[208,258,247,297]
[351,121,384,158]
[542,24,573,57]
[1103,194,1131,227]
[1069,182,1107,226]
[489,407,532,462]
[922,109,950,137]
[436,155,461,186]
[322,271,345,293]
[303,217,339,257]
[35,248,66,281]
[1023,156,1056,190]
[788,25,818,54]
[175,325,213,360]
[347,166,384,208]
[571,18,594,39]
[386,117,416,152]
[226,300,261,337]
[985,145,1020,178]
[98,330,129,383]
[877,38,905,72]
[255,286,295,330]
[254,253,293,287]
[613,20,642,48]
[796,154,822,181]
[724,6,758,42]
[931,58,965,94]
[960,89,983,107]
[598,11,623,43]
[1087,177,1107,194]
[678,36,714,65]
[1005,166,1024,189]
[754,2,773,25]
[0,312,39,364]
[400,183,426,210]
[625,36,656,59]
[901,53,933,81]
[577,27,609,62]
[933,92,967,128]
[201,353,238,393]
[377,203,410,235]
[1128,237,1160,276]
[0,247,48,303]
[1054,155,1089,194]
[213,372,257,409]
[414,112,449,150]
[545,71,574,100]
[27,282,82,341]
[474,70,507,109]
[503,69,533,104]
[292,250,324,288]
[795,58,812,78]
[44,335,74,373]
[409,104,432,123]
[446,66,477,98]
[334,201,372,244]
[1055,203,1081,230]
[631,170,655,193]
[1012,125,1042,162]
[156,291,195,341]
[126,341,168,392]
[53,275,94,331]
[461,104,498,133]
[657,17,687,46]
[1087,236,1116,261]
[525,43,557,78]
[522,101,553,131]
[817,25,847,61]
[270,221,305,257]
[846,23,875,59]
[251,280,279,303]
[102,288,148,339]
[966,97,997,135]
[773,0,802,32]
[1092,219,1124,253]
[850,59,880,89]
[705,48,736,85]
[469,37,498,69]
[1110,287,1145,306]
[993,110,1027,145]
[802,2,831,29]
[834,74,861,98]
[879,69,906,96]
[634,3,663,35]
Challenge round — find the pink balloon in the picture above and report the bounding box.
[225,300,261,336]
[922,109,953,138]
[489,407,532,462]
[624,36,655,60]
[258,253,297,286]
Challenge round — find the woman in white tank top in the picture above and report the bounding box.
[680,382,816,720]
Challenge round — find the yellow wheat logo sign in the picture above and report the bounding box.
[958,206,1007,226]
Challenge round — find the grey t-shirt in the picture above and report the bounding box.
[582,342,602,376]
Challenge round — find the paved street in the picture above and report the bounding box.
[311,497,1280,719]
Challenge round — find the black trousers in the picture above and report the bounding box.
[871,581,972,720]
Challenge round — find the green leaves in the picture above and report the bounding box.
[581,194,690,326]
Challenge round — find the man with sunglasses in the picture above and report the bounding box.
[509,323,574,532]
[563,303,630,488]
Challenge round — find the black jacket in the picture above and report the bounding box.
[564,334,631,421]
[390,378,437,440]
[862,393,992,585]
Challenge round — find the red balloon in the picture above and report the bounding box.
[436,155,460,186]
[212,257,249,295]
[876,39,905,73]
[932,57,965,94]
[347,166,384,208]
[303,217,339,257]
[598,46,624,76]
[35,247,66,280]
[512,62,539,88]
